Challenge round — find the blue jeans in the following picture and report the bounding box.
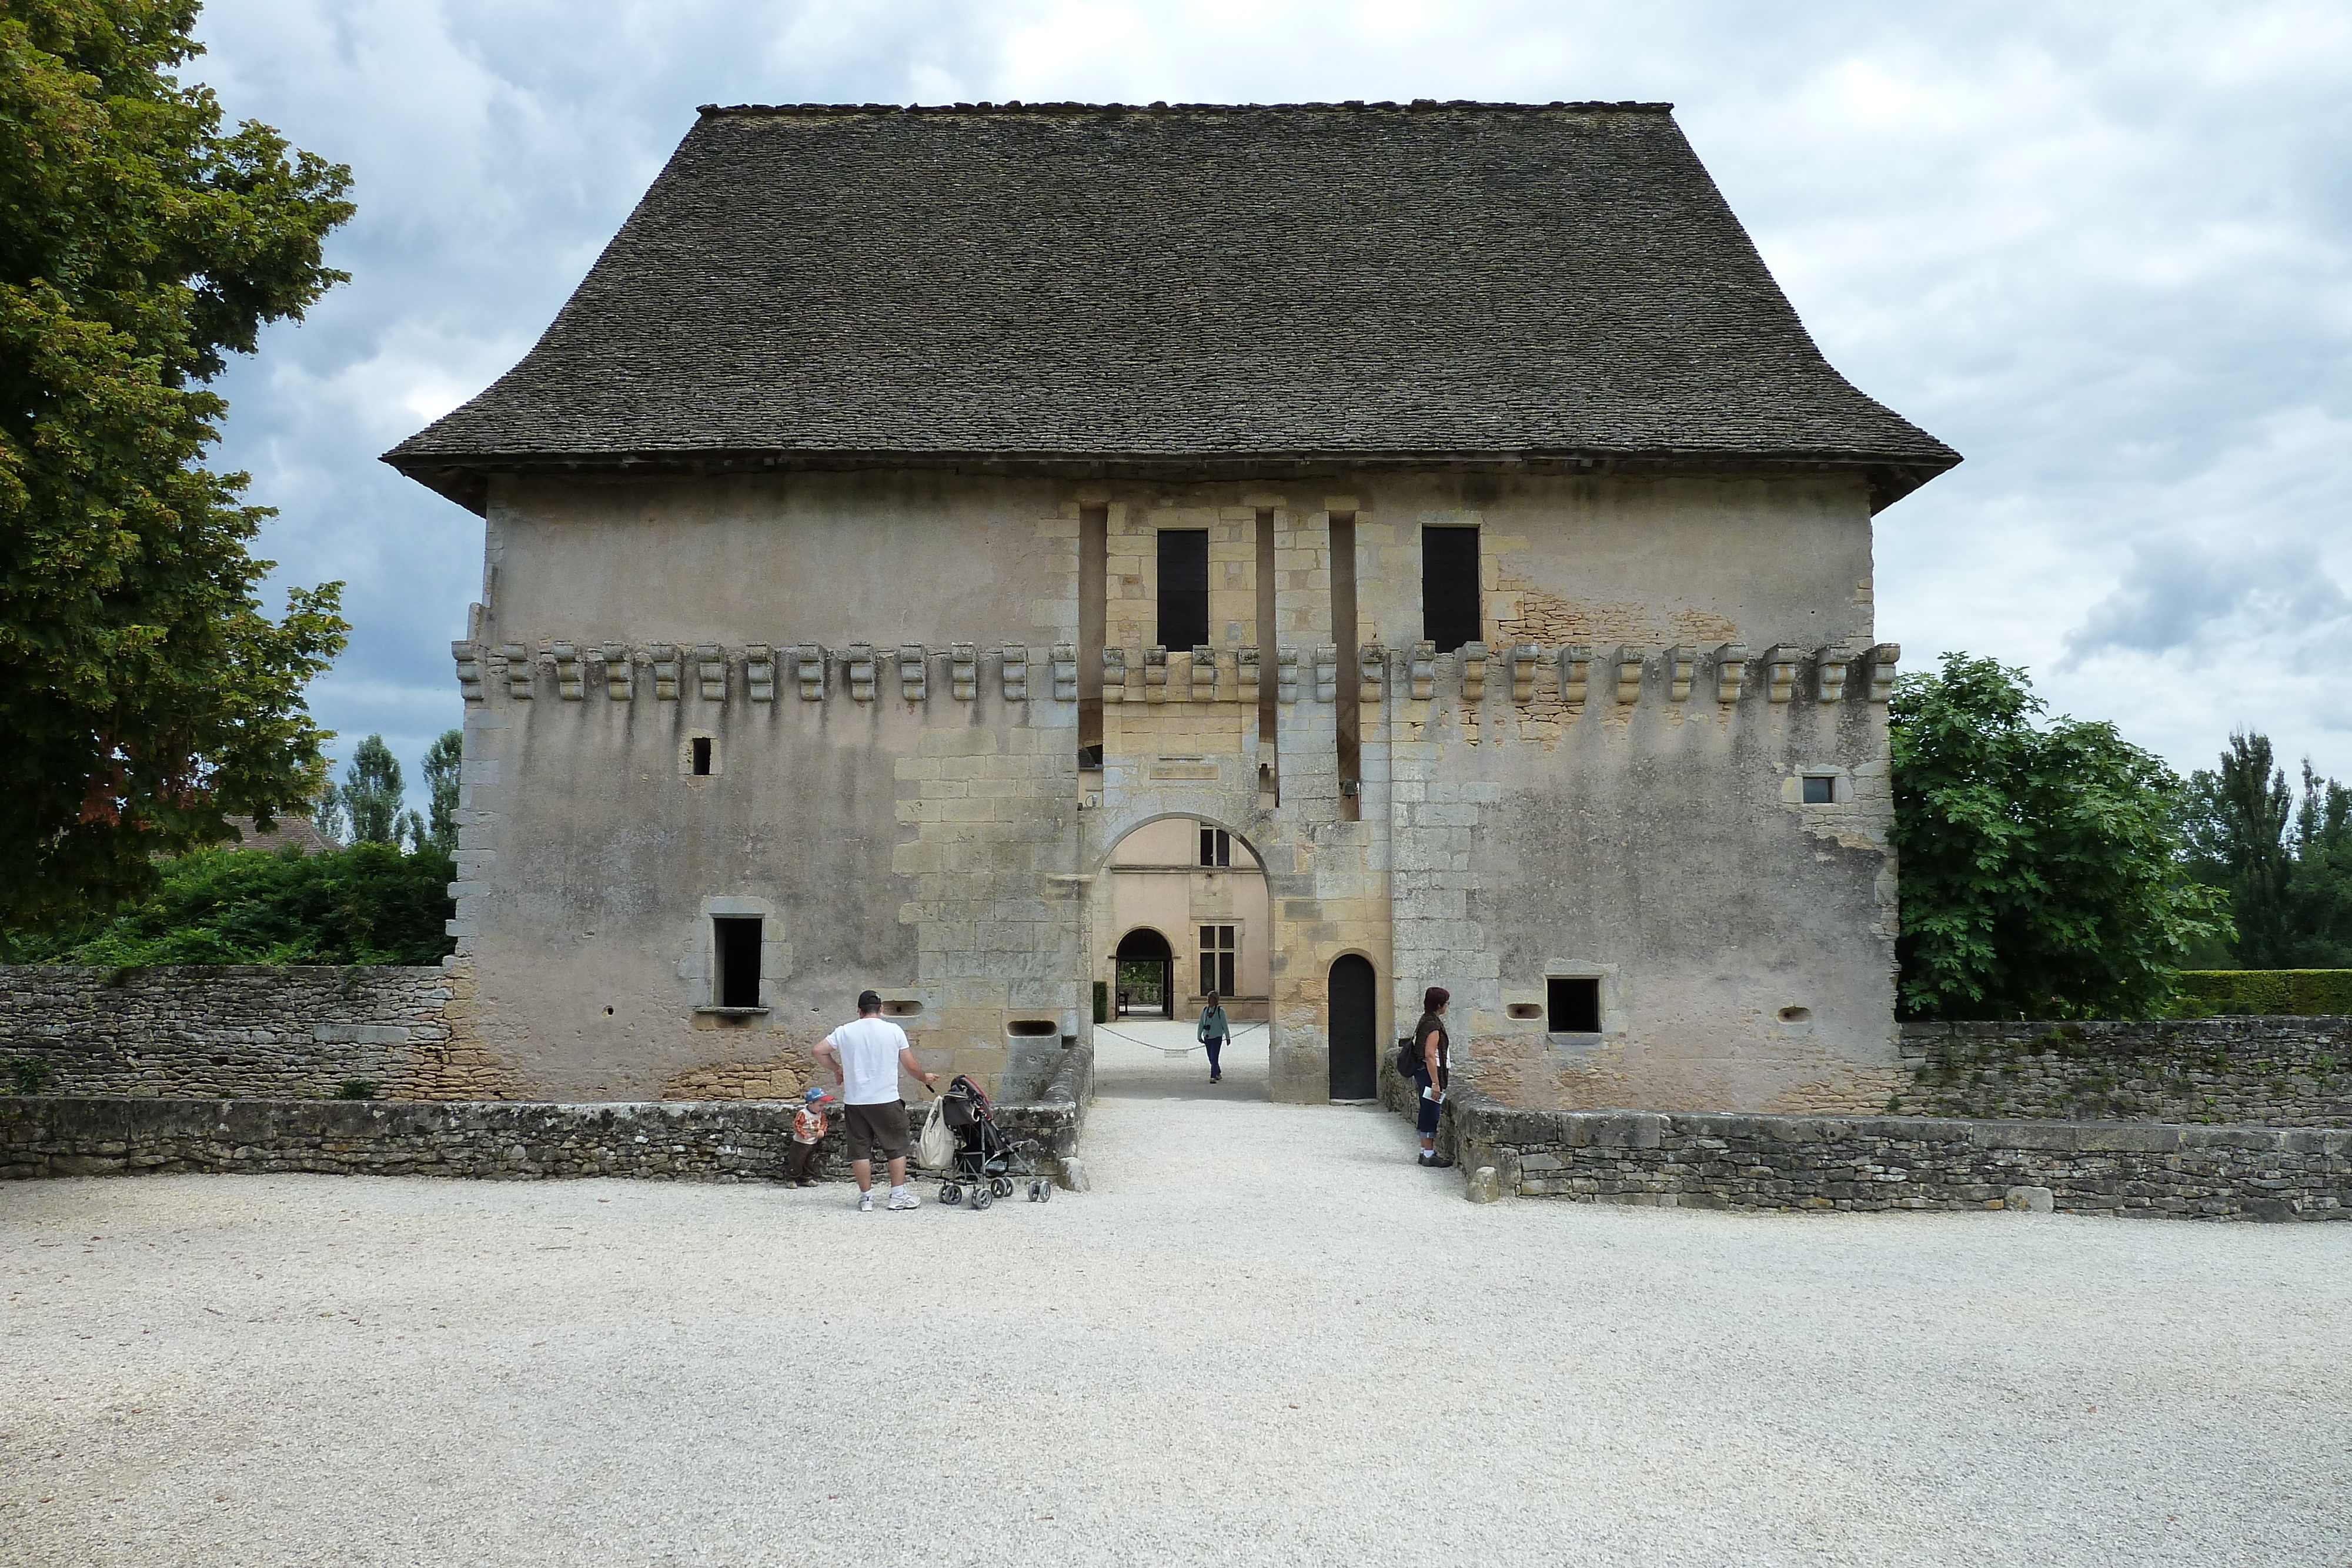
[1204,1037,1224,1075]
[1414,1069,1444,1138]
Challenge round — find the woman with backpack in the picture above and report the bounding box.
[1410,985,1452,1168]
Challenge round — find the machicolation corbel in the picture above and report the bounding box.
[1278,646,1301,703]
[1668,646,1695,702]
[796,644,826,701]
[1409,640,1436,700]
[1715,644,1749,703]
[746,644,775,702]
[1313,646,1338,704]
[500,644,533,700]
[1614,647,1643,704]
[1867,643,1901,703]
[898,644,927,703]
[551,642,583,701]
[695,644,726,703]
[1360,643,1386,703]
[951,643,977,702]
[1144,646,1168,703]
[1561,646,1592,707]
[650,644,680,701]
[1001,644,1028,702]
[1051,643,1077,702]
[1512,644,1539,703]
[452,642,485,704]
[1764,646,1801,704]
[1191,645,1217,701]
[846,643,876,703]
[1816,647,1848,703]
[1238,646,1261,703]
[601,642,633,701]
[1461,641,1487,703]
[1101,646,1126,703]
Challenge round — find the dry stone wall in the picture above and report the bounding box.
[1899,1018,2352,1127]
[0,965,523,1101]
[1437,1085,2349,1222]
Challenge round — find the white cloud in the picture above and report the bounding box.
[189,0,2352,791]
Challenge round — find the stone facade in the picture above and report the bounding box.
[0,965,520,1101]
[437,473,1912,1111]
[1899,1018,2352,1126]
[1431,1082,2350,1221]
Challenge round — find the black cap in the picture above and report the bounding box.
[857,990,883,1014]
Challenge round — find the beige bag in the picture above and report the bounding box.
[916,1096,954,1172]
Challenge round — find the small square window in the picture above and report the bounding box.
[1801,774,1835,804]
[1547,976,1601,1033]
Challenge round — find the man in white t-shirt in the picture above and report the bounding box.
[813,989,938,1211]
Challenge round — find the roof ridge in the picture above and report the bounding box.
[697,99,1676,118]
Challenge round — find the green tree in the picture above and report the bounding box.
[320,734,404,846]
[2181,734,2297,965]
[1,1,354,927]
[421,728,462,851]
[6,840,455,965]
[1890,653,2229,1019]
[2181,741,2352,968]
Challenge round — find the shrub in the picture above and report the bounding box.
[5,842,456,966]
[9,1057,53,1095]
[335,1079,379,1101]
[2166,970,2352,1018]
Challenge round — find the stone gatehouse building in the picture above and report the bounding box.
[386,99,1958,1108]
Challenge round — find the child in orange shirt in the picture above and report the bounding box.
[787,1085,831,1186]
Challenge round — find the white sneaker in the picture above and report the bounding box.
[887,1190,920,1211]
[856,1191,874,1212]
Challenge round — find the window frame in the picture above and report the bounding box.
[1198,923,1238,998]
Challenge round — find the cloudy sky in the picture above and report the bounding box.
[188,0,2352,798]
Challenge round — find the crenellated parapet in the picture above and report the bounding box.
[452,637,1903,713]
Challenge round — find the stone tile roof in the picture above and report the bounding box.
[386,101,1957,507]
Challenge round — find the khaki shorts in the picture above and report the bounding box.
[843,1099,911,1162]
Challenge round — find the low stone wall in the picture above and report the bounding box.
[1899,1017,2352,1126]
[0,965,521,1101]
[0,1086,1088,1189]
[1439,1084,2348,1221]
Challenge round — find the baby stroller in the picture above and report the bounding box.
[931,1074,1054,1209]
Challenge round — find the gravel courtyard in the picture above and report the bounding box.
[4,1025,2349,1567]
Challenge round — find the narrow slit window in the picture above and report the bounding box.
[1157,529,1210,652]
[1422,526,1481,654]
[1199,925,1237,998]
[1547,976,1601,1033]
[1200,826,1231,867]
[690,735,713,775]
[714,917,761,1008]
[1802,774,1836,804]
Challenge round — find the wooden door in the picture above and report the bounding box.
[1328,954,1377,1099]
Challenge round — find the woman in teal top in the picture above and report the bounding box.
[1197,993,1230,1084]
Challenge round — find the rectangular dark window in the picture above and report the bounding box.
[690,736,713,775]
[1547,975,1601,1034]
[1157,529,1210,652]
[1199,925,1237,998]
[714,917,762,1008]
[1802,775,1836,804]
[1200,827,1230,867]
[1422,526,1481,654]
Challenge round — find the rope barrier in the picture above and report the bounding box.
[1094,1019,1268,1057]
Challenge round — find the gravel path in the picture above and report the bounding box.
[4,1027,2348,1567]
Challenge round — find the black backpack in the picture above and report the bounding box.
[1395,1035,1422,1079]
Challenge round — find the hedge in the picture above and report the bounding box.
[2168,970,2352,1018]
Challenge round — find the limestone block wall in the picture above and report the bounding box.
[0,966,520,1100]
[1900,1018,2352,1126]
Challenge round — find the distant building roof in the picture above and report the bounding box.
[386,101,1957,510]
[223,816,337,856]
